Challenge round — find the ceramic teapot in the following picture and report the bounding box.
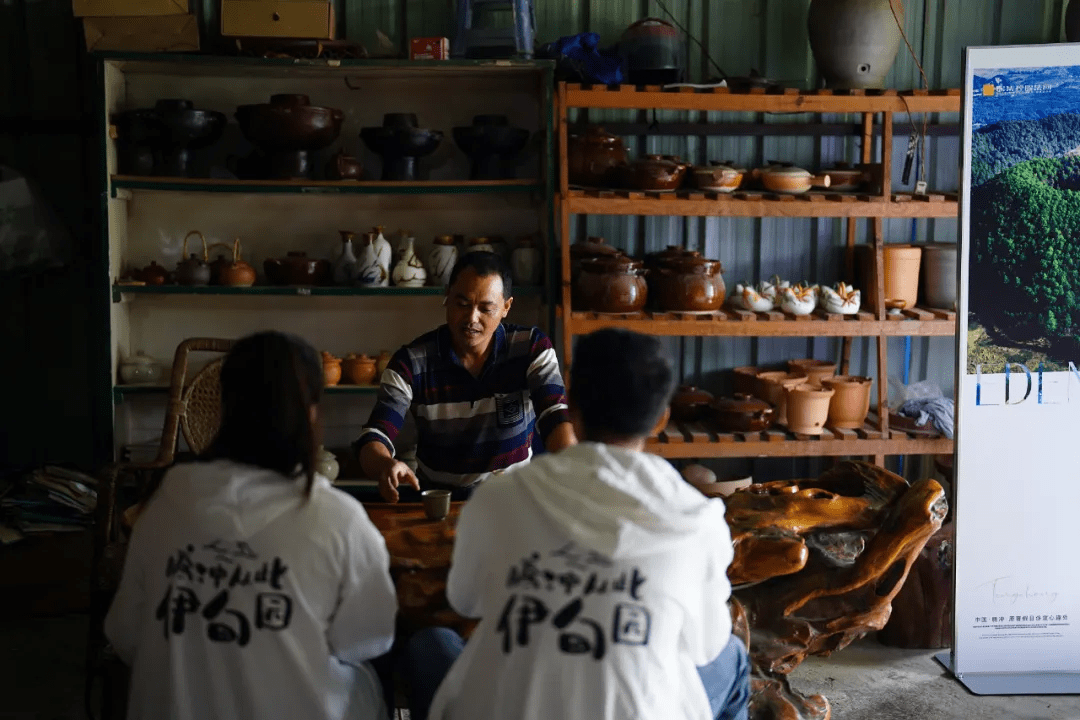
[209,238,257,287]
[176,230,211,286]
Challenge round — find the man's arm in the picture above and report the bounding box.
[353,348,421,502]
[524,328,576,451]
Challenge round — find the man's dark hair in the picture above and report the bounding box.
[205,331,324,495]
[448,250,513,299]
[570,329,676,440]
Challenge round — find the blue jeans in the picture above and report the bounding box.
[401,627,750,720]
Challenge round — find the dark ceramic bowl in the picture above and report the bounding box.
[155,100,226,147]
[236,97,345,153]
[360,126,444,157]
[263,252,332,286]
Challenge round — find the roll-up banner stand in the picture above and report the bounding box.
[938,44,1080,694]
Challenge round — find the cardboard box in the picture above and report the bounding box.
[72,0,188,17]
[410,37,449,60]
[221,0,334,40]
[83,14,200,53]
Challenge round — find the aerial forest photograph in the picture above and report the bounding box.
[968,62,1080,374]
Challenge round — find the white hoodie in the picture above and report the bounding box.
[428,442,734,720]
[104,459,397,720]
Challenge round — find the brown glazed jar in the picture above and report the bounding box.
[649,255,726,312]
[567,126,628,187]
[570,236,624,289]
[575,255,648,314]
[615,154,690,191]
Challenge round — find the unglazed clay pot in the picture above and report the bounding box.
[787,359,837,388]
[670,385,715,422]
[615,154,689,191]
[755,371,809,426]
[883,244,922,310]
[649,256,726,312]
[821,375,873,429]
[208,238,257,287]
[785,383,835,435]
[322,352,342,386]
[575,255,648,314]
[808,0,904,89]
[921,243,957,310]
[567,127,628,187]
[710,394,776,432]
[342,354,378,385]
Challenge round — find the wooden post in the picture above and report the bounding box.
[557,82,573,370]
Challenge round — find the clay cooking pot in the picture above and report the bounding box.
[615,154,689,191]
[342,354,378,385]
[649,255,726,312]
[710,394,776,432]
[575,255,648,314]
[670,385,715,422]
[690,162,744,193]
[753,164,831,194]
[264,251,332,286]
[567,127,628,187]
[322,352,342,386]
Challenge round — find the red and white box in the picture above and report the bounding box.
[410,37,449,60]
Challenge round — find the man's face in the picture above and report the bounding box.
[446,268,513,354]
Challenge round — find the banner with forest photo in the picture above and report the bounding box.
[950,45,1080,692]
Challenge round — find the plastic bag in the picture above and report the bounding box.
[0,166,72,276]
[888,377,943,409]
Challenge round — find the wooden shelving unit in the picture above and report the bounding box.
[556,82,961,465]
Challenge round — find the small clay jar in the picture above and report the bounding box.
[342,353,378,385]
[710,394,776,432]
[567,126,628,187]
[322,352,342,386]
[787,359,837,388]
[649,255,726,312]
[821,375,873,429]
[176,230,211,286]
[575,255,648,314]
[755,371,808,426]
[670,385,715,422]
[785,383,835,435]
[139,261,169,285]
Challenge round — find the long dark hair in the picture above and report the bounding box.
[204,331,323,495]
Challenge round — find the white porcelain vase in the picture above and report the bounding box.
[332,231,359,285]
[392,236,428,287]
[428,236,458,286]
[511,242,541,286]
[356,234,386,288]
[371,226,392,287]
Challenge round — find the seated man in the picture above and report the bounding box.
[403,328,750,720]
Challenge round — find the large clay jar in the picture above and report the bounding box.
[808,0,904,89]
[342,353,378,385]
[787,358,837,388]
[821,375,873,429]
[649,255,726,312]
[575,255,648,314]
[921,243,957,310]
[883,244,922,310]
[428,235,458,286]
[785,383,836,435]
[755,371,808,426]
[567,127,628,187]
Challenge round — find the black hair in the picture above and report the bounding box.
[448,250,513,299]
[570,329,676,440]
[204,331,323,496]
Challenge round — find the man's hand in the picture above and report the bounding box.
[378,458,420,503]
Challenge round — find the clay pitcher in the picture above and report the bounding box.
[808,0,904,89]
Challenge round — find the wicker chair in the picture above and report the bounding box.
[86,337,233,720]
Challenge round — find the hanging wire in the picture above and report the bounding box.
[889,0,930,184]
[652,0,728,81]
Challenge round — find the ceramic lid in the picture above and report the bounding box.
[571,236,621,258]
[634,154,688,170]
[763,165,811,178]
[579,255,644,273]
[572,126,622,146]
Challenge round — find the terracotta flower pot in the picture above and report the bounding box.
[821,375,873,429]
[785,383,835,435]
[883,244,922,310]
[755,371,809,426]
[787,359,837,388]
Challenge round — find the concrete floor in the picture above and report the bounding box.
[4,614,1080,720]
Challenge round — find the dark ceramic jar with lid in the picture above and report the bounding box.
[575,255,648,314]
[615,154,689,191]
[649,255,726,312]
[567,127,628,187]
[710,394,776,432]
[670,385,715,422]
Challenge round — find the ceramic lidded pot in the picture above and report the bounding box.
[342,353,378,385]
[787,359,837,388]
[821,375,873,429]
[616,154,690,191]
[264,251,331,286]
[649,255,726,312]
[709,394,776,432]
[325,149,363,180]
[321,351,342,387]
[575,255,649,314]
[567,127,628,187]
[754,164,831,194]
[176,230,211,286]
[670,385,715,422]
[118,351,162,385]
[754,371,809,426]
[690,162,744,193]
[808,0,903,89]
[428,235,458,286]
[571,236,623,282]
[139,261,169,285]
[785,383,835,435]
[618,17,685,85]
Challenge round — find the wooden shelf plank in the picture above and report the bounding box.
[645,418,953,459]
[563,191,958,218]
[563,84,961,114]
[568,309,956,337]
[111,176,541,196]
[112,284,544,301]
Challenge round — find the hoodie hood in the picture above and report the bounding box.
[158,459,323,540]
[516,443,727,560]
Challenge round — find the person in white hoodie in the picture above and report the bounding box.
[104,331,398,720]
[400,328,749,720]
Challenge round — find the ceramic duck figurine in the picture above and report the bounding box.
[371,225,392,287]
[821,282,862,314]
[391,232,428,287]
[731,282,775,312]
[780,283,818,315]
[758,274,788,305]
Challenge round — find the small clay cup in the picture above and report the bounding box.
[422,489,451,520]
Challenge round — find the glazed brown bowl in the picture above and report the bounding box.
[649,256,726,312]
[236,94,344,152]
[710,393,776,432]
[575,255,648,314]
[264,251,332,286]
[567,126,628,187]
[670,385,715,422]
[615,154,689,191]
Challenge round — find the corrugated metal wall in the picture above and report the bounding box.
[0,0,1072,473]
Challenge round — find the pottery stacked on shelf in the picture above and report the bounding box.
[710,394,776,432]
[333,230,360,285]
[342,354,378,385]
[753,163,831,194]
[755,371,808,426]
[821,282,862,314]
[689,162,745,193]
[614,154,690,191]
[356,227,393,288]
[670,385,714,422]
[785,383,835,435]
[265,251,331,286]
[567,127,628,187]
[112,99,226,177]
[854,243,923,312]
[788,358,837,388]
[807,0,904,89]
[575,255,649,314]
[321,351,342,386]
